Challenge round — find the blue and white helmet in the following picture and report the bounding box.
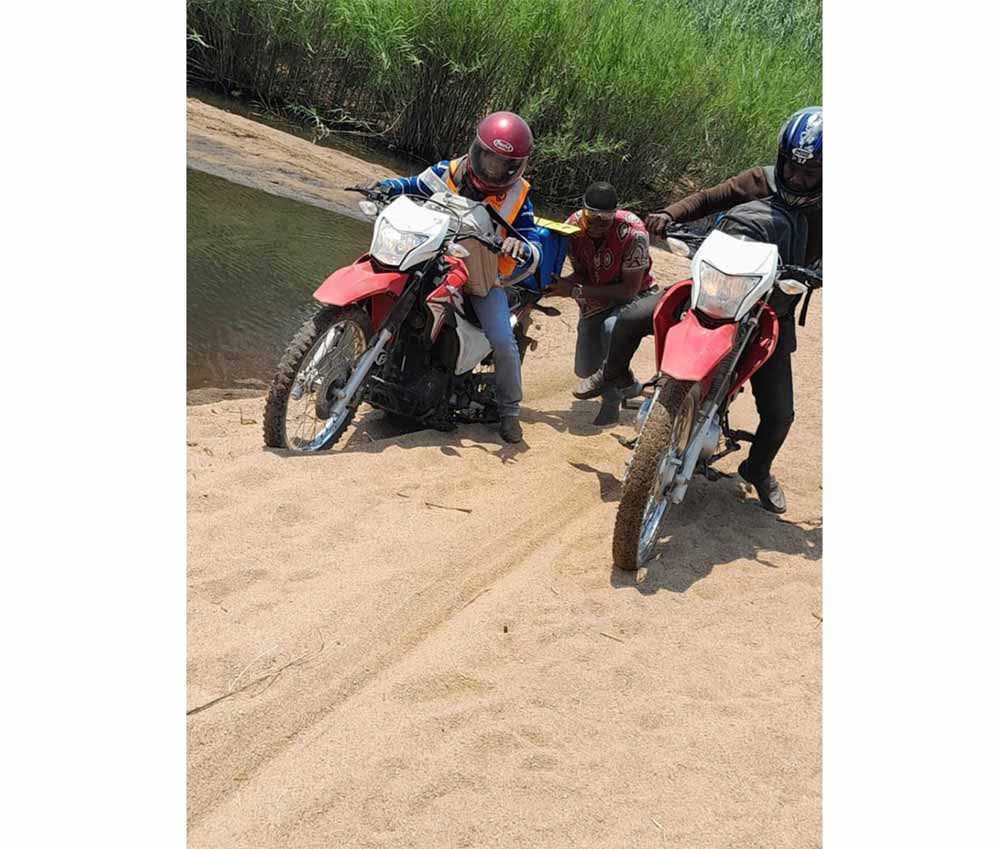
[775,106,823,208]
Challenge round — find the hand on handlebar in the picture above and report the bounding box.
[346,180,389,198]
[644,212,674,238]
[499,236,527,262]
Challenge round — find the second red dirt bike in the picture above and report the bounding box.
[612,225,822,570]
[263,186,571,452]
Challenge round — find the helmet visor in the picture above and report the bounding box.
[470,139,527,191]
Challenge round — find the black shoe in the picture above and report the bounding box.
[499,415,523,444]
[593,390,622,426]
[573,368,636,400]
[739,460,787,514]
[622,380,644,400]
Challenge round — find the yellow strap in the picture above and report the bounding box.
[535,216,581,236]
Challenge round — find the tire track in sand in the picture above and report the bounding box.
[188,466,608,828]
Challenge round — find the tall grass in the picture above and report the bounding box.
[187,0,821,209]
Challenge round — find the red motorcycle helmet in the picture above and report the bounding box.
[467,111,534,194]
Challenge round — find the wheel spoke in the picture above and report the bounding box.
[284,318,365,451]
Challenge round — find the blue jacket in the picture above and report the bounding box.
[382,159,542,282]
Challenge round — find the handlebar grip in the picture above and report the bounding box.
[345,184,387,198]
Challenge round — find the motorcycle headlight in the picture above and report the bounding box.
[695,261,761,319]
[371,219,429,267]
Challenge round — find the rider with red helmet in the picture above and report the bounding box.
[374,112,542,444]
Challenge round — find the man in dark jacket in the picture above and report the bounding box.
[575,106,822,512]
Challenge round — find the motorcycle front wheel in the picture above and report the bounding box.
[612,378,699,571]
[263,305,372,452]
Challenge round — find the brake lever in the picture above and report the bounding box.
[781,265,823,288]
[345,185,389,202]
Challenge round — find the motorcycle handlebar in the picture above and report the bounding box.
[456,233,505,254]
[347,184,525,257]
[660,225,706,241]
[662,224,823,289]
[346,184,390,203]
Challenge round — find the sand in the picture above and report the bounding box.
[187,95,822,848]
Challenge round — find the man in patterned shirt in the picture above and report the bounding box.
[549,182,657,425]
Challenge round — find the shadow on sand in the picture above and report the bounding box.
[568,460,822,595]
[265,406,534,462]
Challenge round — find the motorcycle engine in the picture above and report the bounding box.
[410,367,450,415]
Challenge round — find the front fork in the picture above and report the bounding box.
[655,303,767,501]
[324,266,434,424]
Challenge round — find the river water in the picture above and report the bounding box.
[186,168,372,389]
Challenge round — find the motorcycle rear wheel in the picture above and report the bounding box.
[263,306,372,452]
[612,379,699,571]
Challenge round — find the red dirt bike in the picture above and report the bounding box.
[262,185,569,452]
[612,225,822,570]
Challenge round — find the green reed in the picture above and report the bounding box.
[187,0,821,209]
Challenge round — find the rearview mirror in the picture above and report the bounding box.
[778,278,809,296]
[666,237,692,258]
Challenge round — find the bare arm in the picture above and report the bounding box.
[577,265,645,303]
[550,252,590,295]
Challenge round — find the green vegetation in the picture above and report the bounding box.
[187,0,821,208]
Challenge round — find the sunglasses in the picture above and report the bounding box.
[582,207,615,225]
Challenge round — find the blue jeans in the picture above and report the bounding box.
[575,308,622,378]
[578,287,661,379]
[468,287,522,418]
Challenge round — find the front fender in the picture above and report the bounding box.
[660,310,738,390]
[313,256,407,307]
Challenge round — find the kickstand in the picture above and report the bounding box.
[701,415,749,477]
[695,458,729,481]
[612,433,638,450]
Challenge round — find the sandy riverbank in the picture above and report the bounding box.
[187,95,822,848]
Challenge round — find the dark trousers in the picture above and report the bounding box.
[602,287,661,382]
[746,343,794,480]
[603,292,795,480]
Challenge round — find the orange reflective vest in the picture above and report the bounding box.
[443,158,531,278]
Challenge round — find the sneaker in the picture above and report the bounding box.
[738,460,787,514]
[499,415,523,444]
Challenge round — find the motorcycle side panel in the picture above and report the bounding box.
[727,303,779,401]
[659,310,738,392]
[652,281,694,368]
[424,255,495,374]
[453,315,491,375]
[426,256,471,342]
[313,257,407,307]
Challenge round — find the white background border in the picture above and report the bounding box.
[3,2,997,845]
